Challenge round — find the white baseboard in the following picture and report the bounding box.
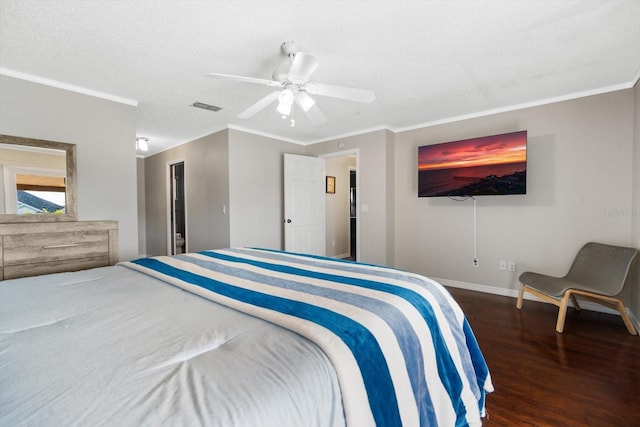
[332,252,351,259]
[435,278,518,299]
[434,277,636,323]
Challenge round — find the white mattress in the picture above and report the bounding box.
[0,265,345,427]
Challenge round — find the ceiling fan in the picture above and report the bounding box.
[205,41,375,126]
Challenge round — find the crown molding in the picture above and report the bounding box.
[0,68,138,107]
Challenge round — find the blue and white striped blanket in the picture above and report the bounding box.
[123,248,492,427]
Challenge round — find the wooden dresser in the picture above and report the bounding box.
[0,220,119,280]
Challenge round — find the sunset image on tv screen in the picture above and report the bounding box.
[418,130,527,197]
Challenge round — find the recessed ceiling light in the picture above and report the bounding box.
[136,137,149,152]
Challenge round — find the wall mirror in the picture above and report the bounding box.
[0,134,77,223]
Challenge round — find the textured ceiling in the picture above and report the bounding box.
[1,0,639,156]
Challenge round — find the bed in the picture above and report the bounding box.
[0,247,493,426]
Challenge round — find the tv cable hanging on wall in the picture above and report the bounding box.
[472,196,478,267]
[449,194,479,267]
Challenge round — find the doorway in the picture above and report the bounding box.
[320,149,359,261]
[168,161,186,255]
[349,169,357,260]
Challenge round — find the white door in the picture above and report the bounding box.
[284,153,325,255]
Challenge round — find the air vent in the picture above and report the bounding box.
[191,102,222,112]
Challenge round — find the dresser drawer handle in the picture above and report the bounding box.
[42,243,81,249]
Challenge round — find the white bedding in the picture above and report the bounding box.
[0,265,345,427]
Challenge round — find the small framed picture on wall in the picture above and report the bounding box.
[326,176,335,194]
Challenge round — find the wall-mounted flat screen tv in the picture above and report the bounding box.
[418,130,527,197]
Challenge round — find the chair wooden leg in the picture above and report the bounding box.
[569,293,581,311]
[567,290,638,335]
[556,293,571,333]
[613,300,638,335]
[516,284,525,309]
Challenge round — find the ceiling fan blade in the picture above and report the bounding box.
[205,72,281,87]
[295,90,316,112]
[288,52,319,83]
[295,94,326,125]
[304,104,327,126]
[304,105,327,126]
[238,91,281,119]
[305,82,375,104]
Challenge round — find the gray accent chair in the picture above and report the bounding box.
[516,242,638,334]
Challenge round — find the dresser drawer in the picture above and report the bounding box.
[3,231,109,266]
[3,256,109,280]
[0,220,118,281]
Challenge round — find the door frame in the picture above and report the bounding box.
[319,149,359,262]
[166,158,187,255]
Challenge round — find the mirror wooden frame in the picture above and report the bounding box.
[0,134,77,223]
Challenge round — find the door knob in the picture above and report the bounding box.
[285,219,292,223]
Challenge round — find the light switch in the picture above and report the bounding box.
[361,204,368,213]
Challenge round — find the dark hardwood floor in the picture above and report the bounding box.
[447,287,640,427]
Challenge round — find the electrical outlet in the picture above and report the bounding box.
[508,261,516,272]
[499,260,507,271]
[473,258,479,268]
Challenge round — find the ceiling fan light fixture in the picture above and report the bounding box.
[205,41,374,126]
[296,90,315,112]
[277,100,292,116]
[277,88,295,116]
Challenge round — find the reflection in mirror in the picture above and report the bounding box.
[17,173,67,214]
[0,135,77,223]
[1,144,67,214]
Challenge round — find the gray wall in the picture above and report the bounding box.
[302,88,638,322]
[6,69,636,323]
[143,128,306,256]
[385,129,396,266]
[307,130,390,266]
[139,84,639,323]
[137,157,146,256]
[632,80,640,319]
[0,74,139,260]
[144,130,230,256]
[392,90,637,302]
[228,129,306,249]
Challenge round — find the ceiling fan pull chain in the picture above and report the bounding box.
[290,106,296,127]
